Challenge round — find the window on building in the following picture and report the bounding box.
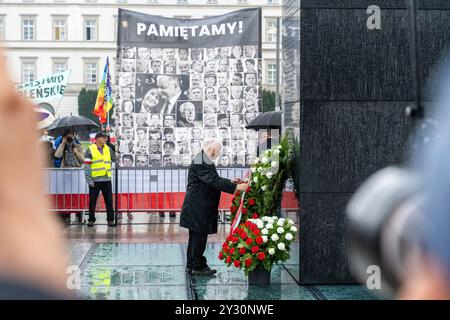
[113,15,118,42]
[267,63,277,85]
[0,16,5,41]
[53,17,67,41]
[267,0,279,4]
[84,61,98,84]
[52,60,67,74]
[22,17,36,41]
[84,18,97,41]
[22,61,36,83]
[266,19,277,42]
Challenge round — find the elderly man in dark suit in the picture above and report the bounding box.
[180,139,248,276]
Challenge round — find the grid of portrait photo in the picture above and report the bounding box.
[115,45,262,167]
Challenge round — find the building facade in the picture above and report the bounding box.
[0,0,281,116]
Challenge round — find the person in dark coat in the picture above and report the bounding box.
[180,139,248,276]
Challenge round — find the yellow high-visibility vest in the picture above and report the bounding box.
[89,144,112,178]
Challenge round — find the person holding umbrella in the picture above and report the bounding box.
[54,128,84,224]
[84,132,115,227]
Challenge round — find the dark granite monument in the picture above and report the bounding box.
[288,0,450,284]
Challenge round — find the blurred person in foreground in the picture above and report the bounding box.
[398,57,450,300]
[0,48,69,298]
[84,132,115,227]
[180,139,248,276]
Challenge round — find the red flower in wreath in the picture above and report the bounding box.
[246,187,251,193]
[253,228,261,236]
[232,237,239,243]
[239,248,246,255]
[246,238,253,246]
[252,213,259,219]
[222,242,229,249]
[234,260,241,268]
[226,256,232,264]
[257,252,266,261]
[256,236,264,245]
[245,221,253,228]
[248,198,255,206]
[240,231,248,240]
[218,251,224,260]
[242,208,248,214]
[251,246,259,254]
[245,258,253,267]
[229,248,235,254]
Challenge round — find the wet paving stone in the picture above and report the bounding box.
[314,285,382,300]
[75,242,374,300]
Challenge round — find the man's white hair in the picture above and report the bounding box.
[202,138,222,151]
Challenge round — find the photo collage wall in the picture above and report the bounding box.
[114,45,262,167]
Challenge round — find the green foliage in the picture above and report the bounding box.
[262,89,278,112]
[229,135,293,223]
[78,88,100,124]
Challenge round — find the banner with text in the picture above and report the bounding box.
[16,70,70,104]
[115,8,262,167]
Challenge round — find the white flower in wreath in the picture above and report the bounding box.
[267,217,275,224]
[285,233,293,241]
[262,236,268,243]
[287,219,294,225]
[268,248,275,255]
[266,223,273,230]
[253,157,259,164]
[261,156,270,164]
[261,185,267,191]
[277,242,286,251]
[257,167,263,173]
[273,149,280,156]
[253,176,258,183]
[264,150,271,156]
[277,227,284,234]
[256,220,264,229]
[261,216,269,222]
[271,161,278,168]
[271,234,279,242]
[266,171,274,179]
[276,145,282,150]
[290,226,298,232]
[277,218,285,227]
[261,228,268,235]
[251,167,257,173]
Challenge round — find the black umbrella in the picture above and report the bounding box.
[246,111,282,130]
[47,115,99,136]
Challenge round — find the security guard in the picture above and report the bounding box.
[84,132,115,226]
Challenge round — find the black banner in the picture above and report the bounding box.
[118,8,261,50]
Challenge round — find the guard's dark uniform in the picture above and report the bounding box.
[180,151,236,271]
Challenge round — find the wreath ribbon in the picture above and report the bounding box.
[229,170,252,234]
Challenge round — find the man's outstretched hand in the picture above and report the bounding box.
[236,183,249,191]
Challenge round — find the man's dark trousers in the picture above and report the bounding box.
[186,230,208,270]
[88,181,114,223]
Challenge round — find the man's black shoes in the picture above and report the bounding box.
[192,267,217,276]
[87,221,95,227]
[107,221,115,227]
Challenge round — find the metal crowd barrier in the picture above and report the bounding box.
[44,167,299,222]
